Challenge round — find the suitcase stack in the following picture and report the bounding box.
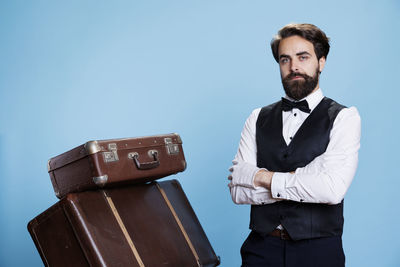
[28,133,220,267]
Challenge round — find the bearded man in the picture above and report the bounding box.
[228,23,361,267]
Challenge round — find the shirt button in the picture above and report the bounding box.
[294,113,297,116]
[300,199,304,202]
[277,193,281,197]
[290,137,293,140]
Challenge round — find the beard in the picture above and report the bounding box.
[281,67,320,100]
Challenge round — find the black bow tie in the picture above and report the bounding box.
[281,98,311,113]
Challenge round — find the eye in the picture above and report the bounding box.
[299,55,309,61]
[280,58,289,64]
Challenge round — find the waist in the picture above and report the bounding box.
[268,228,292,240]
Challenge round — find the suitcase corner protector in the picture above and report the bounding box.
[47,159,51,172]
[93,175,108,187]
[84,140,101,154]
[173,133,182,143]
[182,160,187,171]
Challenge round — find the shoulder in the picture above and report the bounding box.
[243,108,262,127]
[244,100,281,125]
[328,106,361,147]
[250,107,262,118]
[322,97,346,119]
[260,100,281,113]
[323,98,360,123]
[330,106,361,140]
[256,100,281,123]
[336,106,361,123]
[323,97,360,120]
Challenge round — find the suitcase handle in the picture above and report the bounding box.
[130,150,160,170]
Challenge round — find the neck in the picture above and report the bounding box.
[310,85,319,95]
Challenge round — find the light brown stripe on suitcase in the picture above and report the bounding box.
[156,183,201,267]
[102,190,145,267]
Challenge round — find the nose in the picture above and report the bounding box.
[290,59,300,72]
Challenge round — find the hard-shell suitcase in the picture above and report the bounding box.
[28,179,220,267]
[48,133,186,198]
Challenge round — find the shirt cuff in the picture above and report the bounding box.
[271,172,290,199]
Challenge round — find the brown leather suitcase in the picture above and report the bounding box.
[28,180,220,267]
[48,133,186,198]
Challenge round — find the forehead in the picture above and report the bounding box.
[278,35,316,57]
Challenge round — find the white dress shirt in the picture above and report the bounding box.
[229,88,361,205]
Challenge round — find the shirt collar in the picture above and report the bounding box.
[284,88,324,112]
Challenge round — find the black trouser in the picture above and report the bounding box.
[240,231,345,267]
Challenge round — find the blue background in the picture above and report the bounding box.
[1,1,399,266]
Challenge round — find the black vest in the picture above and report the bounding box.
[251,97,345,240]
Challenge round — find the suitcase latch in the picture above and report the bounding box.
[164,138,179,155]
[102,143,119,163]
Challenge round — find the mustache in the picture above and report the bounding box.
[284,72,311,80]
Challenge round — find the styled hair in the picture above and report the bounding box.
[271,23,330,62]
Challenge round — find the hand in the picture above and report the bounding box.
[228,160,260,189]
[253,169,274,190]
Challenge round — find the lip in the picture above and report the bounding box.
[291,76,304,80]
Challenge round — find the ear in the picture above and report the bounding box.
[319,57,326,73]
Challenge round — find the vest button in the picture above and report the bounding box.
[283,153,288,159]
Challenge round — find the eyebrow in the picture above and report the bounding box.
[279,54,290,60]
[279,51,312,60]
[296,51,311,56]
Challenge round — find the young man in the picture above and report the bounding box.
[228,23,361,267]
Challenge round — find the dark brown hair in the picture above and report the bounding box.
[271,23,330,62]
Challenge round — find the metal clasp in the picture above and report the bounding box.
[102,143,119,163]
[164,138,179,155]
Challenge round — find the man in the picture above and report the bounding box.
[228,23,361,267]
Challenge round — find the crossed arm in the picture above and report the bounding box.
[228,106,361,205]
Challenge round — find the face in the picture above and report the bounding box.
[278,35,326,100]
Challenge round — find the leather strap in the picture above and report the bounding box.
[102,190,145,267]
[156,183,201,267]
